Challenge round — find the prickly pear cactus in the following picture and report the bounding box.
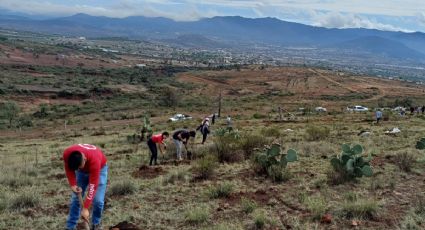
[253,144,298,181]
[330,143,373,179]
[141,115,153,141]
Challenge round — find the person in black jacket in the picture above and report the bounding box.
[172,130,196,160]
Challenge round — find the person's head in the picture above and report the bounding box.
[162,131,170,139]
[68,151,86,170]
[189,130,196,137]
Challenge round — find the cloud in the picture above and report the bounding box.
[418,12,425,25]
[0,0,423,31]
[313,11,411,32]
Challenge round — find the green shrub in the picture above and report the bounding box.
[241,198,257,214]
[213,131,244,163]
[109,181,137,196]
[260,127,281,138]
[185,206,210,224]
[252,144,298,182]
[9,192,40,210]
[239,133,268,157]
[193,155,218,180]
[305,125,330,141]
[394,152,416,172]
[329,143,373,184]
[207,182,234,199]
[252,113,266,119]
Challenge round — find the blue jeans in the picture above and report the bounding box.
[174,139,182,158]
[66,165,108,229]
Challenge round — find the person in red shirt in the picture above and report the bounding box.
[147,132,169,165]
[63,144,108,230]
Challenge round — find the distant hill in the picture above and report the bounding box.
[0,13,424,61]
[334,36,425,60]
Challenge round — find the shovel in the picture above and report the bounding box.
[77,192,90,230]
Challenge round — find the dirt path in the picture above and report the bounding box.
[308,69,359,93]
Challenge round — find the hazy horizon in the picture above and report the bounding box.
[0,0,425,33]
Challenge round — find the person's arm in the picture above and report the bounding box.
[63,151,78,189]
[83,163,101,209]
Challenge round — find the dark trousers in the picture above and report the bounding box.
[147,138,158,165]
[201,126,209,144]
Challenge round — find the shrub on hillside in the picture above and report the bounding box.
[192,155,218,180]
[305,125,330,141]
[394,152,416,172]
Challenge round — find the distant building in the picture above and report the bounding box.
[136,64,147,68]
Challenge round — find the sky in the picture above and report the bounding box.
[0,0,424,32]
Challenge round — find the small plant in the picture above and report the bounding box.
[140,115,153,141]
[109,181,137,196]
[207,182,234,199]
[415,138,425,150]
[241,198,257,214]
[252,144,298,182]
[193,155,218,180]
[185,206,210,224]
[305,125,330,141]
[394,152,416,172]
[9,192,40,210]
[304,196,327,220]
[252,209,269,229]
[329,143,373,183]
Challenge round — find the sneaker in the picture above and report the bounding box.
[92,224,103,230]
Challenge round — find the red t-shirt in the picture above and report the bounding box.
[151,134,165,144]
[63,144,107,209]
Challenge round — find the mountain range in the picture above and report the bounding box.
[0,13,424,61]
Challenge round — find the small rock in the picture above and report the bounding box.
[351,220,359,226]
[320,214,332,224]
[223,203,230,209]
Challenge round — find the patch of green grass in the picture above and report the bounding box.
[0,176,33,188]
[241,198,257,214]
[185,206,210,225]
[207,182,234,199]
[340,199,379,219]
[108,181,137,196]
[163,169,190,185]
[304,196,327,220]
[9,192,40,210]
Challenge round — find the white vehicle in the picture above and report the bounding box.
[392,106,406,112]
[315,107,327,112]
[168,114,192,122]
[347,105,369,112]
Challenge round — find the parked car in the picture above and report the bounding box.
[315,107,327,112]
[169,114,192,122]
[392,106,406,112]
[347,105,369,112]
